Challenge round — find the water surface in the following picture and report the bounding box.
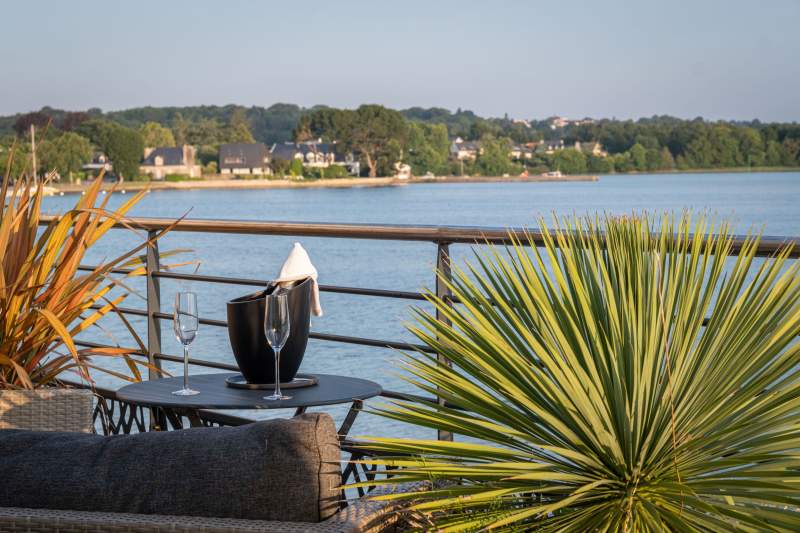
[43,172,800,438]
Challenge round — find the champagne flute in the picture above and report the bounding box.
[264,290,291,401]
[172,292,200,396]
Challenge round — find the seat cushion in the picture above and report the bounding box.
[0,413,340,522]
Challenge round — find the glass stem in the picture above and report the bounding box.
[183,345,189,391]
[274,348,281,397]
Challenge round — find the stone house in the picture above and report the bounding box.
[140,145,201,179]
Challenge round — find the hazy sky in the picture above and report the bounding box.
[2,0,798,121]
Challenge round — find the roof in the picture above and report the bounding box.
[219,143,270,169]
[270,143,299,161]
[270,142,339,161]
[142,147,184,166]
[451,141,481,152]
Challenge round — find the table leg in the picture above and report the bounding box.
[338,399,363,441]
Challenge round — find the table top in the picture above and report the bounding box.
[115,373,382,410]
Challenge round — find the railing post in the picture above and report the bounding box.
[435,242,454,442]
[145,230,164,430]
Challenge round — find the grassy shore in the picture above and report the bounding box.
[52,173,599,193]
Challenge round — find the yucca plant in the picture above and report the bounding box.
[355,214,800,531]
[0,170,174,389]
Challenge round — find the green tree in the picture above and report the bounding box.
[37,132,92,179]
[675,154,690,170]
[613,152,633,172]
[172,113,190,145]
[587,154,613,173]
[270,157,291,176]
[303,105,407,177]
[645,148,662,171]
[227,108,255,143]
[765,140,783,166]
[405,122,450,176]
[629,143,647,171]
[105,126,144,179]
[476,137,519,176]
[736,127,765,167]
[139,122,176,148]
[552,148,587,174]
[659,146,675,170]
[76,119,118,150]
[289,158,304,177]
[781,138,800,166]
[0,137,30,178]
[346,105,407,177]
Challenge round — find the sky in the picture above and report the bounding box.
[1,0,799,121]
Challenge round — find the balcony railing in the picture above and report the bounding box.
[42,215,800,443]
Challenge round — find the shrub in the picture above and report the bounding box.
[304,165,349,179]
[0,175,175,388]
[357,214,800,531]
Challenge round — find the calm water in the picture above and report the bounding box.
[43,172,800,439]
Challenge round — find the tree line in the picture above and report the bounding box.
[1,104,799,179]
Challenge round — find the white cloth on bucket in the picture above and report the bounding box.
[273,242,323,316]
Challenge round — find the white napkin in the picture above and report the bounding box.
[274,242,323,316]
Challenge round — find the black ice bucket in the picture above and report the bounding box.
[226,277,312,384]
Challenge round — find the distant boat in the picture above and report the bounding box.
[541,170,563,177]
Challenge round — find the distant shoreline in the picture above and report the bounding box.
[51,174,599,193]
[48,167,798,194]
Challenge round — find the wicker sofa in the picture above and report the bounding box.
[0,402,415,533]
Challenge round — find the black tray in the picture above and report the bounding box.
[224,373,318,390]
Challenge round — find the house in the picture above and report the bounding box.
[140,145,201,179]
[270,141,336,167]
[219,143,271,175]
[81,153,113,179]
[535,139,565,155]
[509,144,535,160]
[574,141,608,157]
[450,140,482,160]
[270,141,360,175]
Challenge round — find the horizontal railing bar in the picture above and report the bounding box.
[77,265,136,275]
[309,331,432,353]
[77,266,429,302]
[42,215,800,257]
[75,339,240,371]
[152,270,429,301]
[87,305,434,353]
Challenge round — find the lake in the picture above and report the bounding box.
[42,171,800,439]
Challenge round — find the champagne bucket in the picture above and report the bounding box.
[226,278,312,383]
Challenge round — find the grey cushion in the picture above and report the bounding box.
[0,413,340,523]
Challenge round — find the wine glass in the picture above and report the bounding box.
[264,290,291,401]
[172,292,200,396]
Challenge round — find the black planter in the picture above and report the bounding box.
[226,278,312,384]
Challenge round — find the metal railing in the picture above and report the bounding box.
[43,216,800,439]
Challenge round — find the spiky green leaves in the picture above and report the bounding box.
[355,214,800,532]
